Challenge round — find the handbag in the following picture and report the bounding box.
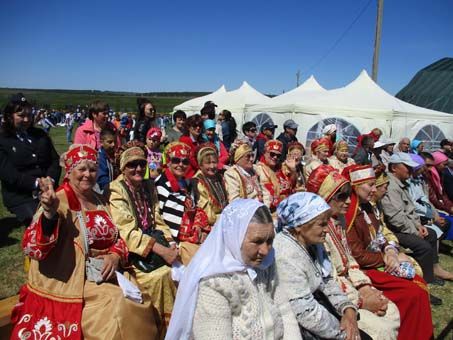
[76,211,105,284]
[129,230,169,273]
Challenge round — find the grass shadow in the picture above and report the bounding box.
[0,217,23,247]
[436,318,453,339]
[439,241,453,256]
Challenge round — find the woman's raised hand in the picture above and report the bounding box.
[39,176,59,219]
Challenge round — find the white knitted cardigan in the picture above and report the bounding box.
[192,263,301,340]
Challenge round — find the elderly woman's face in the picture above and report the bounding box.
[336,150,348,162]
[288,149,303,163]
[317,149,329,161]
[169,156,189,179]
[294,211,330,246]
[328,188,351,215]
[69,160,97,194]
[200,154,218,177]
[355,180,377,203]
[123,159,147,187]
[236,152,254,171]
[264,150,281,168]
[241,222,275,268]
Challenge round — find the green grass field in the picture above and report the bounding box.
[0,88,195,113]
[0,126,452,338]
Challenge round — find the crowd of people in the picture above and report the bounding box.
[1,92,453,339]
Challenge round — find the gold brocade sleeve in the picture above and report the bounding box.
[224,167,242,201]
[107,179,155,257]
[196,181,219,226]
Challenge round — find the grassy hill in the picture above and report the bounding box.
[0,88,207,113]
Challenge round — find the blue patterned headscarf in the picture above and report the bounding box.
[277,192,331,231]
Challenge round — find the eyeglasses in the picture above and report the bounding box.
[126,160,147,169]
[269,152,281,159]
[171,157,190,166]
[248,128,257,132]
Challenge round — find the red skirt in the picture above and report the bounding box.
[10,285,83,339]
[365,269,433,340]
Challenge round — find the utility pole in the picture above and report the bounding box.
[296,70,301,86]
[372,0,384,82]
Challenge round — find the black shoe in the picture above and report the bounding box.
[429,294,443,306]
[431,277,445,286]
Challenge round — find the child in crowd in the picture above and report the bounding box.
[145,127,164,179]
[96,128,117,192]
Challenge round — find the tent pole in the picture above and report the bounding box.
[372,0,384,82]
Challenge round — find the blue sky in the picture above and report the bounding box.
[1,0,452,95]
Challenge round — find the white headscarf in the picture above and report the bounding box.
[165,199,273,340]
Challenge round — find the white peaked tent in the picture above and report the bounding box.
[173,85,227,114]
[213,81,271,127]
[246,70,453,149]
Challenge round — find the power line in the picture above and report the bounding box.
[303,0,374,74]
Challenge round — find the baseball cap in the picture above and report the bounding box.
[261,122,278,132]
[388,152,419,168]
[283,119,298,130]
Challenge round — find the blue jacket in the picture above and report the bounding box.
[96,147,114,191]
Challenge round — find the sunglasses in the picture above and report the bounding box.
[171,157,190,166]
[248,128,257,132]
[333,191,351,202]
[269,152,281,159]
[126,160,147,169]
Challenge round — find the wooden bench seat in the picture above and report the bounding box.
[0,295,19,338]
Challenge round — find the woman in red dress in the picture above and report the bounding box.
[11,144,157,339]
[343,164,433,340]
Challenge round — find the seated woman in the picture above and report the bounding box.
[306,165,400,339]
[11,144,157,339]
[276,141,306,200]
[304,137,330,179]
[328,140,355,172]
[189,143,229,243]
[155,141,199,264]
[202,119,229,170]
[343,164,433,340]
[106,141,178,338]
[224,143,264,203]
[274,192,367,340]
[166,199,301,340]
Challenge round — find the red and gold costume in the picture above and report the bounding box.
[306,165,401,339]
[255,140,282,211]
[224,144,264,202]
[343,164,433,340]
[304,137,330,179]
[11,145,157,339]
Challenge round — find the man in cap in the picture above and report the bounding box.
[381,152,452,304]
[255,122,278,161]
[322,123,337,156]
[277,119,299,161]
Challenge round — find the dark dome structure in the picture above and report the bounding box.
[396,58,453,114]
